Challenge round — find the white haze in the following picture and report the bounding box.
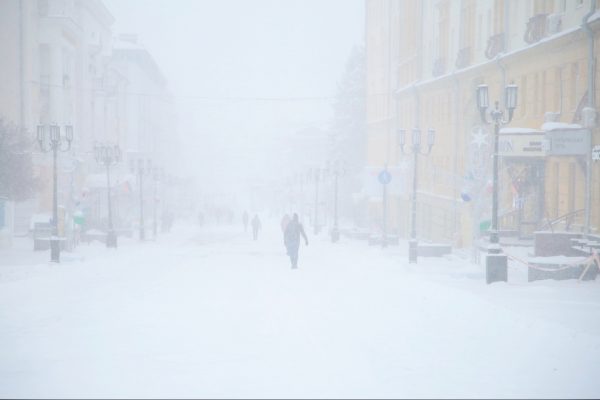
[104,0,364,197]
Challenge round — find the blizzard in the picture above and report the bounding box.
[1,221,599,399]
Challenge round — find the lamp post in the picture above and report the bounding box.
[37,124,73,263]
[131,158,152,241]
[94,143,121,248]
[328,161,345,243]
[398,127,435,263]
[310,167,321,235]
[476,83,518,284]
[152,166,162,240]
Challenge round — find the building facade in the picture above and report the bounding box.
[366,0,600,247]
[0,0,176,247]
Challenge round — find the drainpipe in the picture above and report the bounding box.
[582,0,596,236]
[582,0,597,110]
[452,72,460,245]
[19,1,24,128]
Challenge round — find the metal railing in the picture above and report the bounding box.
[539,209,585,233]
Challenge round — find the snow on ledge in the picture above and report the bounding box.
[541,122,583,131]
[499,127,544,134]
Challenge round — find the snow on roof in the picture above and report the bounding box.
[112,40,145,51]
[499,127,544,134]
[541,122,583,131]
[395,13,600,96]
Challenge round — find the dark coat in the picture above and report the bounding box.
[284,220,308,250]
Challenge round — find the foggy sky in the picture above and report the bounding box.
[104,0,364,193]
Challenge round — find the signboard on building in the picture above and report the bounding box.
[592,145,600,161]
[546,128,591,156]
[498,133,547,157]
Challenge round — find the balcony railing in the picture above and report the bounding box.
[485,33,505,60]
[524,13,548,44]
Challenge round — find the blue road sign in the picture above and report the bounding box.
[378,169,392,185]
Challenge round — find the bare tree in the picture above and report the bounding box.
[0,119,38,201]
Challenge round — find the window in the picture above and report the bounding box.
[476,14,483,50]
[570,62,579,112]
[437,0,450,63]
[541,70,547,114]
[568,162,576,213]
[520,75,527,117]
[460,0,476,50]
[534,72,539,115]
[534,0,554,14]
[38,0,48,16]
[554,162,560,217]
[39,44,50,122]
[553,67,562,112]
[493,0,505,35]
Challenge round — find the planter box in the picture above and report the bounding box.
[418,243,452,257]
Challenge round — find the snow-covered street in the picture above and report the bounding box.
[1,221,599,398]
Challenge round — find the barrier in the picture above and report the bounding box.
[502,247,599,282]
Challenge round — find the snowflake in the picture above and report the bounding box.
[471,127,488,148]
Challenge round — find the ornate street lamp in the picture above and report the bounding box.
[130,157,152,241]
[398,127,435,263]
[37,124,73,262]
[476,83,518,284]
[328,160,346,243]
[152,166,163,240]
[309,167,322,235]
[94,143,121,248]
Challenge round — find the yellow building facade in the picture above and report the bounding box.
[366,0,600,247]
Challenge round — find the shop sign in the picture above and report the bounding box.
[592,145,600,161]
[546,128,591,156]
[498,134,547,157]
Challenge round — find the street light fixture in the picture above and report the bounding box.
[328,160,345,243]
[94,143,121,248]
[37,124,73,262]
[476,83,518,284]
[152,166,163,240]
[311,167,322,235]
[130,157,152,241]
[398,127,435,263]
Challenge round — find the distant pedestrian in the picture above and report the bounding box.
[280,213,291,233]
[243,210,249,232]
[251,214,261,240]
[284,213,308,269]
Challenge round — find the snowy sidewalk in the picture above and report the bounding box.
[1,221,599,398]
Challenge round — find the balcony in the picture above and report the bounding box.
[485,33,505,60]
[524,13,548,44]
[455,47,471,69]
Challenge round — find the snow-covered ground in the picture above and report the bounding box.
[1,220,599,398]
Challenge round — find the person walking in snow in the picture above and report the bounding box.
[242,210,249,232]
[284,213,308,269]
[251,214,261,240]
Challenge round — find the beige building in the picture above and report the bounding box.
[366,0,600,247]
[0,0,176,245]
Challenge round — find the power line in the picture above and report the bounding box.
[27,79,391,103]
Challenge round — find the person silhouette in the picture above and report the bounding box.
[283,213,308,269]
[251,214,261,240]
